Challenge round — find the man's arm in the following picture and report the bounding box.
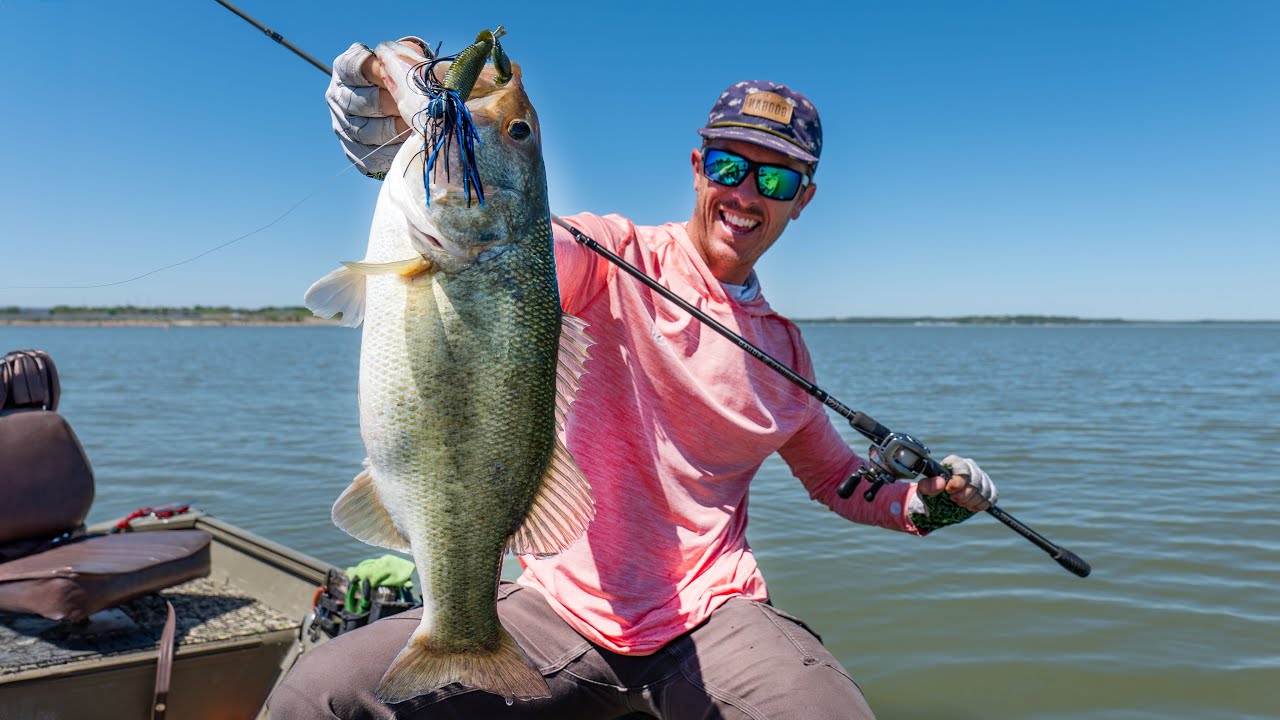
[781,405,997,535]
[326,39,426,178]
[780,410,927,533]
[551,213,636,316]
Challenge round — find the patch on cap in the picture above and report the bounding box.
[741,91,793,125]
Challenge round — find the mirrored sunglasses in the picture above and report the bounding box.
[701,148,810,201]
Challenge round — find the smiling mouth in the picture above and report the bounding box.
[719,209,761,234]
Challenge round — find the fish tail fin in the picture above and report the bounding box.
[375,627,550,703]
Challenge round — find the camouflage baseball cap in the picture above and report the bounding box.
[697,80,822,165]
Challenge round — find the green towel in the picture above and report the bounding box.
[345,554,415,614]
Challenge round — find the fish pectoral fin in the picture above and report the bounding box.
[342,257,434,278]
[331,465,411,552]
[376,625,549,703]
[553,314,593,429]
[304,266,367,327]
[508,436,595,557]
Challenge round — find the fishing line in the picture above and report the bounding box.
[0,128,412,292]
[205,1,1092,577]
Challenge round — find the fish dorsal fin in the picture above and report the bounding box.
[508,315,595,557]
[332,464,411,552]
[554,314,592,428]
[508,436,595,557]
[304,266,367,328]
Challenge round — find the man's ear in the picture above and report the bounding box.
[789,182,817,220]
[690,148,703,190]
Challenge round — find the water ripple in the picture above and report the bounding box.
[4,323,1278,719]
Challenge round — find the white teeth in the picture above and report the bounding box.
[722,211,759,230]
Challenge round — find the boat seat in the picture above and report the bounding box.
[0,349,212,623]
[0,409,94,561]
[0,530,211,622]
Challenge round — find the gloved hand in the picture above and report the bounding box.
[344,554,416,614]
[908,455,997,532]
[326,38,426,179]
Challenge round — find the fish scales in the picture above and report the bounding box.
[363,227,560,647]
[304,34,593,704]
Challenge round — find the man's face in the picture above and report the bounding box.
[687,139,817,285]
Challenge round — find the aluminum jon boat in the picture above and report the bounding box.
[0,511,333,719]
[0,350,388,719]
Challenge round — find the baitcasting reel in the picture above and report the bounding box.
[836,432,939,502]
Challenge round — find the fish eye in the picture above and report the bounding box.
[507,120,532,141]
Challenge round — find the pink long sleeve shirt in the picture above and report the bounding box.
[516,213,925,655]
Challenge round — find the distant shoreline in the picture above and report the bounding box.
[0,306,338,327]
[0,318,339,327]
[1,307,1275,327]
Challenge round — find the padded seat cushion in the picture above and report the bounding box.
[0,410,95,546]
[0,530,212,622]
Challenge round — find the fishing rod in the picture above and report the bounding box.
[211,0,332,75]
[552,218,1091,578]
[216,1,1091,578]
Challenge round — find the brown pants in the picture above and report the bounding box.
[267,583,875,719]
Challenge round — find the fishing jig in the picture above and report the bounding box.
[410,26,511,208]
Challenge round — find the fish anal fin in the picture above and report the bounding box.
[508,436,594,557]
[331,466,410,552]
[375,626,550,703]
[304,266,366,328]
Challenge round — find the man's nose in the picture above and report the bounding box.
[727,176,763,203]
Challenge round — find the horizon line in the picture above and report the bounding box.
[2,306,1276,325]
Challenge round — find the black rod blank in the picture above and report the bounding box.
[211,0,332,75]
[552,217,1090,578]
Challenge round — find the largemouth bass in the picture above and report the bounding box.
[304,35,593,703]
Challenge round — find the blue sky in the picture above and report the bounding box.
[1,0,1276,320]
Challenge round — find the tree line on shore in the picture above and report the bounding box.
[2,306,318,322]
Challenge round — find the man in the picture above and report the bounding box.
[269,40,996,719]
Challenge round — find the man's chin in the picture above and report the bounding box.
[703,246,750,279]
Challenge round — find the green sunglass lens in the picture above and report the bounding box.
[757,167,801,200]
[704,151,748,186]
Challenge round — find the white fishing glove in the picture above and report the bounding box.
[326,39,426,179]
[908,455,997,532]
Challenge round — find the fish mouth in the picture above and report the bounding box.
[407,219,452,257]
[408,216,507,261]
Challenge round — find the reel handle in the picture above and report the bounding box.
[836,473,861,499]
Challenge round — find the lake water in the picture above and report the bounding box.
[2,323,1276,719]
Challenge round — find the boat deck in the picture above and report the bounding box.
[0,574,298,677]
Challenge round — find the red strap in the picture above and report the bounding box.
[116,508,153,531]
[116,504,191,531]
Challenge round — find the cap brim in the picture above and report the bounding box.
[698,127,819,165]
